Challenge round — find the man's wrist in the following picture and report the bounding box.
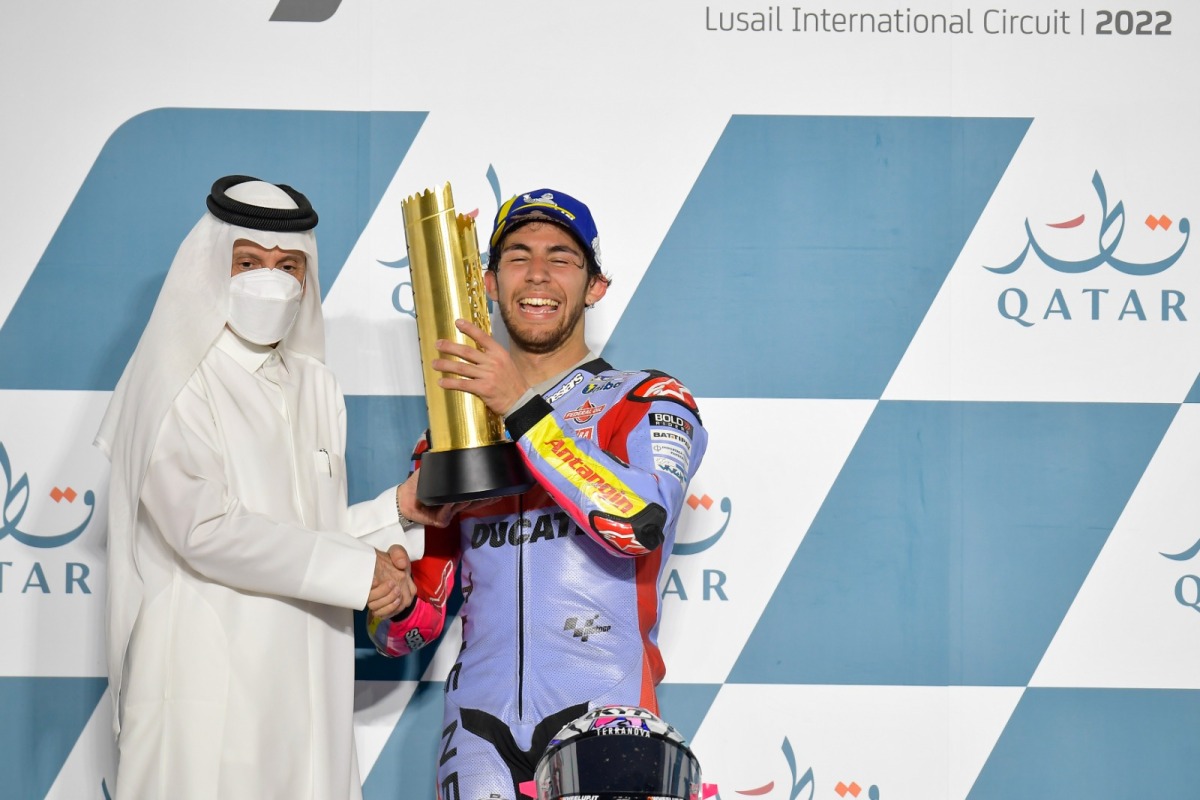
[396,490,415,530]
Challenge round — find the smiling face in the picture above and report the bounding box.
[485,221,607,358]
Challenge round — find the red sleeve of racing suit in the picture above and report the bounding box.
[368,434,461,657]
[367,553,455,657]
[503,371,706,558]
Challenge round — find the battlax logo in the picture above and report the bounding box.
[564,613,611,642]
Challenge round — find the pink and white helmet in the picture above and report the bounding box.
[534,705,703,800]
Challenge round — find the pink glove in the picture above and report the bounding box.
[367,558,454,657]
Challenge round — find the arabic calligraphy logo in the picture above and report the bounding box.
[0,442,95,549]
[674,493,732,556]
[732,736,881,799]
[380,165,504,318]
[985,171,1189,276]
[1160,536,1200,615]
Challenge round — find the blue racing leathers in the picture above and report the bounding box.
[371,357,707,800]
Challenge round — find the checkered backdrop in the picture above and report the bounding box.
[2,1,1198,797]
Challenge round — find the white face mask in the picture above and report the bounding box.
[228,269,303,346]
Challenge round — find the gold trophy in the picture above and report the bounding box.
[401,183,533,504]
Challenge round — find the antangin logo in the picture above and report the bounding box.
[563,613,611,642]
[544,438,635,515]
[985,171,1190,328]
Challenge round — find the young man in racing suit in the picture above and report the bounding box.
[373,189,708,800]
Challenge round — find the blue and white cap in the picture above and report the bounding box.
[488,188,602,273]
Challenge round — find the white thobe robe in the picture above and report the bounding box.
[114,328,403,800]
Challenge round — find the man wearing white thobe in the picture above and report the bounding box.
[96,176,456,799]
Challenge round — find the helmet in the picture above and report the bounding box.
[534,705,702,800]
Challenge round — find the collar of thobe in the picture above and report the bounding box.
[214,326,291,377]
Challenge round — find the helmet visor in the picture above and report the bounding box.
[535,732,701,800]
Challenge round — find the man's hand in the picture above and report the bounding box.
[395,475,475,529]
[366,545,415,618]
[431,318,529,416]
[366,556,456,658]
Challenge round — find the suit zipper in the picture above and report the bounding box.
[517,494,526,720]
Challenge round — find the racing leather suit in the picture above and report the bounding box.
[369,357,707,800]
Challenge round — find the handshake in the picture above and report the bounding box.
[367,545,416,619]
[365,477,473,618]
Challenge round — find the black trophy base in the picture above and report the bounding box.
[417,441,535,505]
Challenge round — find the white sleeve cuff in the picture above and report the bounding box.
[301,533,377,610]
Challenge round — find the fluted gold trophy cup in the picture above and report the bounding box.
[401,183,533,504]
